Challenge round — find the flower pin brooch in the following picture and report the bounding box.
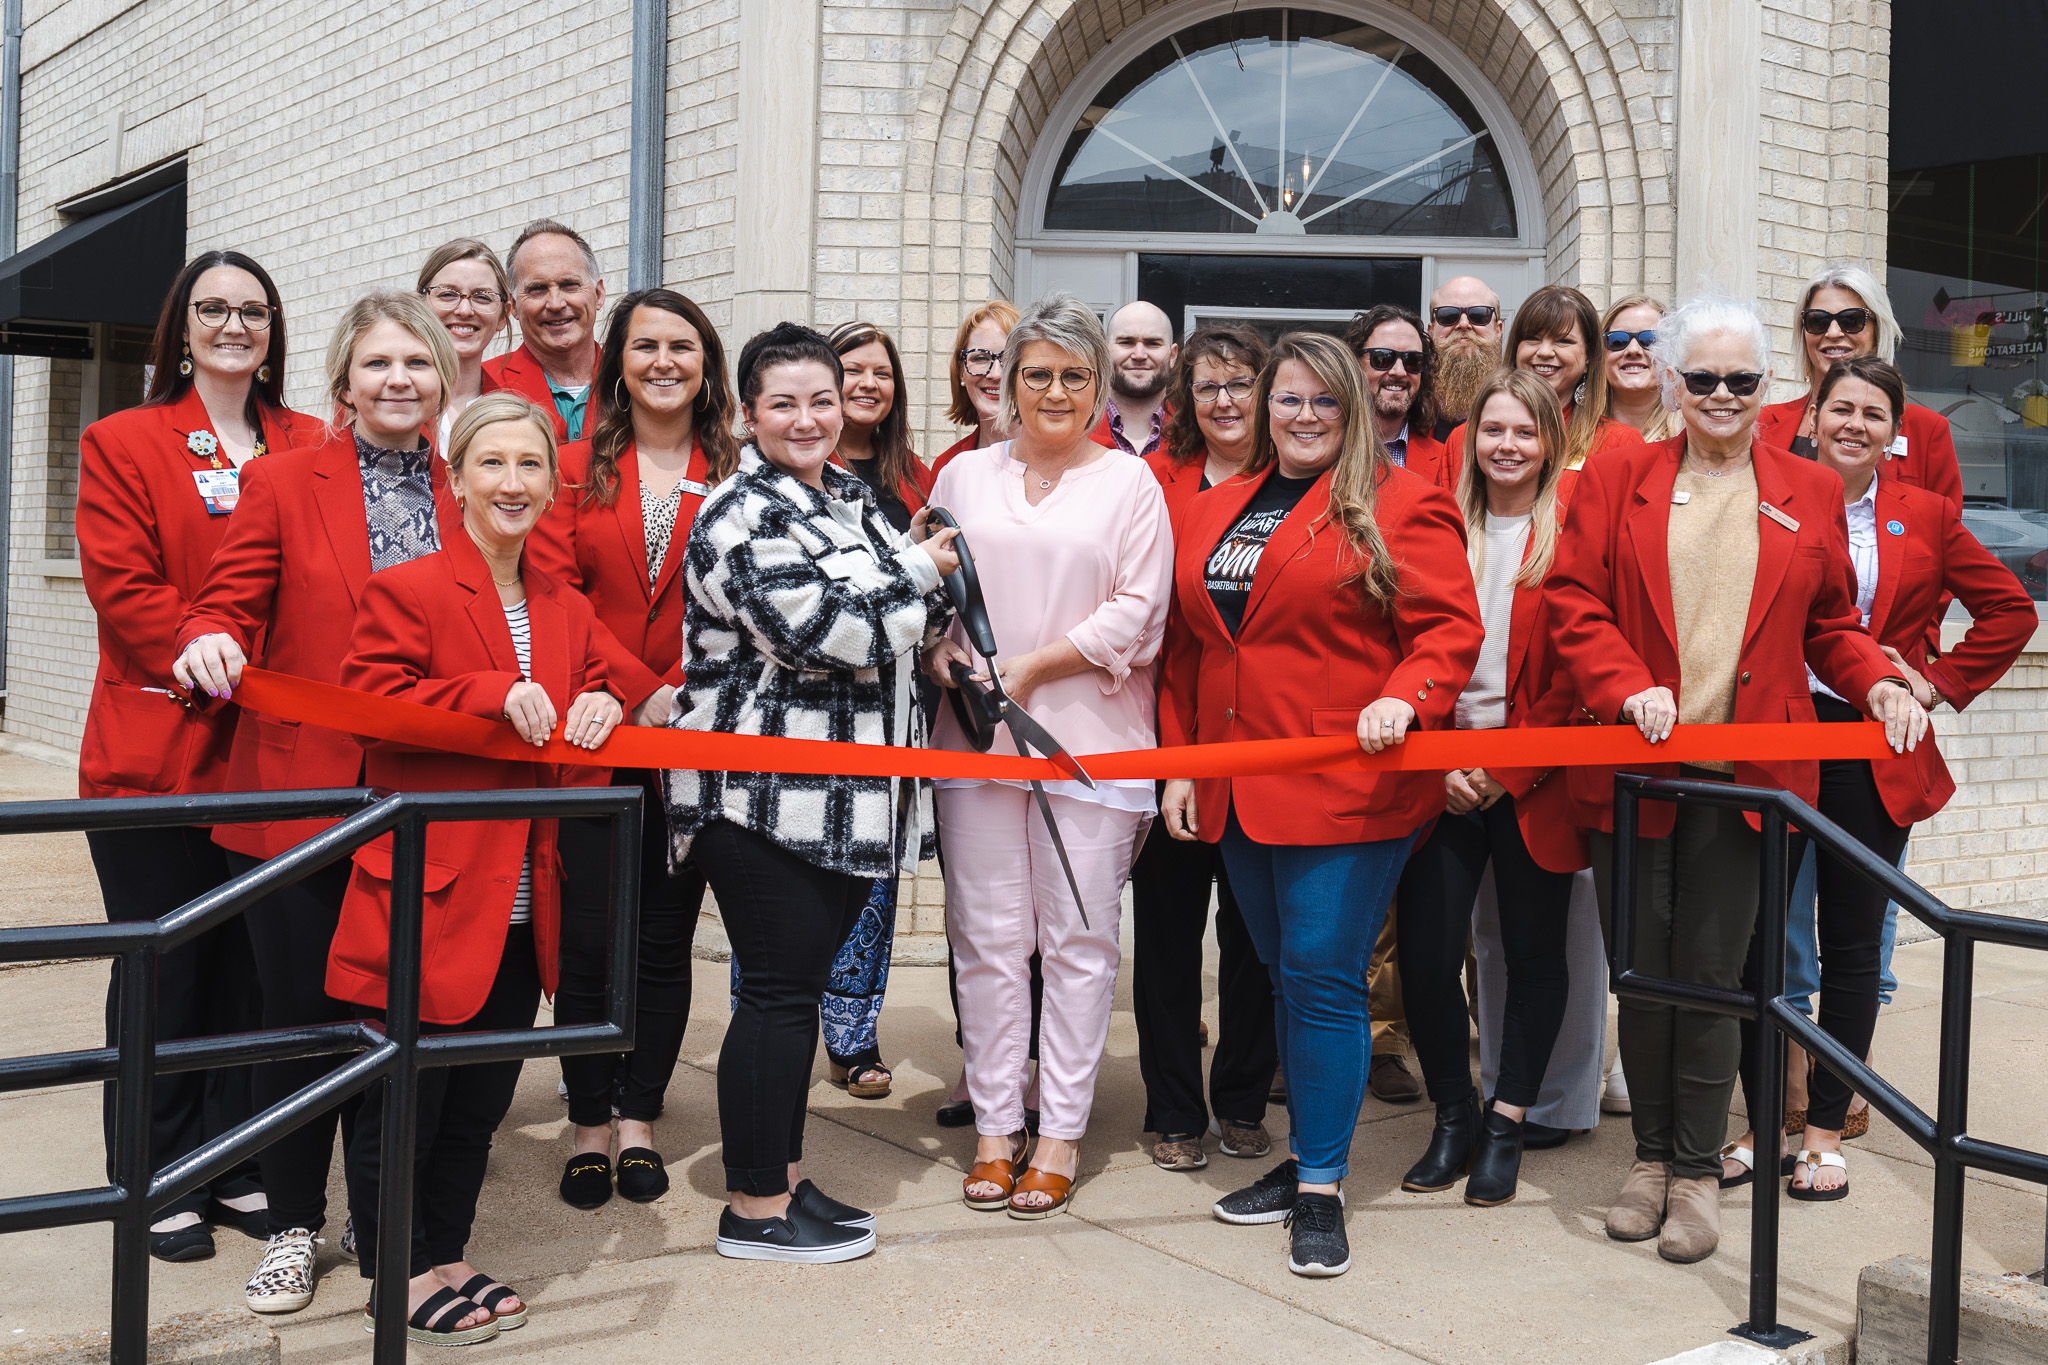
[186,430,220,461]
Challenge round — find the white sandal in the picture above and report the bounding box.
[1788,1148,1848,1202]
[1718,1141,1794,1190]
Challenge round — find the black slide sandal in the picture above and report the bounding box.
[361,1287,498,1345]
[452,1273,528,1328]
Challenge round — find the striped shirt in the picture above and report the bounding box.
[506,599,533,925]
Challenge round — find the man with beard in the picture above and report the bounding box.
[1344,303,1450,492]
[1427,275,1505,437]
[1093,300,1178,456]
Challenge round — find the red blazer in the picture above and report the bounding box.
[1142,447,1211,531]
[1160,464,1485,845]
[483,342,601,444]
[1860,476,2034,826]
[1401,428,1455,494]
[1545,434,1897,837]
[177,431,460,859]
[1757,398,1964,508]
[327,534,618,1024]
[527,439,712,708]
[931,432,978,478]
[76,390,321,798]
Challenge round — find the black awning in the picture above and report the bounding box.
[0,181,186,356]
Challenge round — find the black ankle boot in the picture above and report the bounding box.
[1464,1107,1525,1207]
[1401,1090,1480,1192]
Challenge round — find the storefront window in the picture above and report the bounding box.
[1042,8,1515,239]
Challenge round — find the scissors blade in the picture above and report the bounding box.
[1028,779,1092,930]
[1000,701,1096,788]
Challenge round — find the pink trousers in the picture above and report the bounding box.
[936,783,1150,1141]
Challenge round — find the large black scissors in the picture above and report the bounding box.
[928,507,1099,928]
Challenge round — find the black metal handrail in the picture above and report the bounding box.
[1611,772,2048,1365]
[0,784,643,1364]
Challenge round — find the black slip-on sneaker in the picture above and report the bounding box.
[792,1178,875,1230]
[1213,1160,1345,1225]
[715,1203,876,1264]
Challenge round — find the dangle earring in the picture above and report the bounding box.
[257,364,272,384]
[178,343,193,378]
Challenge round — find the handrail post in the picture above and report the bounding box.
[371,809,427,1363]
[107,945,155,1365]
[1738,804,1791,1345]
[1609,779,1639,989]
[1926,932,1975,1365]
[606,786,644,1045]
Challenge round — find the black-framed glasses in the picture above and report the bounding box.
[1190,377,1256,402]
[957,347,1002,377]
[1019,365,1094,393]
[1678,369,1764,397]
[1269,391,1343,419]
[1363,347,1425,373]
[1431,304,1496,329]
[191,299,273,330]
[422,285,505,310]
[1800,307,1870,337]
[1603,329,1657,352]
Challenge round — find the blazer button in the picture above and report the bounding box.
[1225,707,1234,720]
[647,607,660,623]
[1740,671,1751,685]
[1417,689,1427,702]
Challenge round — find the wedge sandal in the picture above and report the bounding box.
[828,1061,894,1100]
[362,1288,497,1346]
[451,1274,527,1329]
[1006,1168,1074,1220]
[963,1133,1030,1211]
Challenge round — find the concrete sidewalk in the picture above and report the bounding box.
[0,747,2043,1362]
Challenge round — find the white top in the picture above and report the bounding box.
[1808,478,1880,702]
[505,599,533,926]
[1455,512,1530,732]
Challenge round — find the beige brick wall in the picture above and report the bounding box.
[1906,652,2048,916]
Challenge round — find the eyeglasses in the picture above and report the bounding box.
[1190,377,1256,402]
[1603,329,1658,352]
[1678,369,1764,397]
[1019,366,1095,393]
[191,299,273,331]
[1800,307,1870,337]
[1431,305,1496,329]
[957,347,1002,377]
[1363,348,1425,373]
[1269,392,1343,419]
[423,285,505,309]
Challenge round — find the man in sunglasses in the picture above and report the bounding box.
[1093,300,1179,457]
[1343,303,1449,492]
[1426,276,1505,434]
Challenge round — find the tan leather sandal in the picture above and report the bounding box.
[828,1061,893,1100]
[1006,1168,1074,1220]
[963,1134,1029,1211]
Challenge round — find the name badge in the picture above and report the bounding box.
[1887,435,1908,458]
[1671,489,1691,505]
[192,467,241,515]
[1759,501,1800,533]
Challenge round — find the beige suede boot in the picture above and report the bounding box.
[1658,1174,1722,1263]
[1604,1159,1670,1242]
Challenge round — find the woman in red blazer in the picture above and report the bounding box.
[1753,265,1964,507]
[1159,332,1483,1278]
[929,300,1018,476]
[1545,296,1926,1266]
[173,291,459,1316]
[526,287,734,1210]
[1132,324,1278,1170]
[1445,285,1638,472]
[332,391,622,1343]
[1731,356,2032,1204]
[1393,370,1587,1210]
[77,250,319,1262]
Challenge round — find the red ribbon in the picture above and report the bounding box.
[227,667,1899,779]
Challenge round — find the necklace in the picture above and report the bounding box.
[490,573,521,587]
[1683,454,1747,478]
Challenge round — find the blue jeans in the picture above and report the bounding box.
[1784,839,1910,1014]
[1220,815,1416,1185]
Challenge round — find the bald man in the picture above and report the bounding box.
[1426,275,1504,434]
[1096,301,1179,456]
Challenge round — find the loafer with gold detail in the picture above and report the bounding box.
[615,1147,669,1204]
[559,1152,613,1210]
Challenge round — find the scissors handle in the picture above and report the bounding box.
[926,507,998,658]
[945,660,1003,754]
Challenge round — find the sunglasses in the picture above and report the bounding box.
[1603,329,1657,352]
[1363,348,1425,373]
[1678,369,1764,397]
[1431,305,1496,329]
[1019,366,1095,393]
[1800,307,1870,337]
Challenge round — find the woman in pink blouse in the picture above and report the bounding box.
[925,292,1174,1220]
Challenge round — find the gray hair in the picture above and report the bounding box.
[507,219,602,289]
[999,290,1114,432]
[1797,263,1902,379]
[1650,295,1771,411]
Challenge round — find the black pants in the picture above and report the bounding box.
[1740,695,1911,1133]
[348,924,541,1279]
[1130,821,1275,1134]
[89,826,262,1220]
[227,851,361,1236]
[1396,796,1574,1109]
[693,820,868,1196]
[555,770,706,1128]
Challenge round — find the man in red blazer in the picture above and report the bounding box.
[485,219,607,443]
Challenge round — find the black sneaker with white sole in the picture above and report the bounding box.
[1212,1159,1345,1225]
[715,1202,876,1263]
[791,1179,874,1230]
[1285,1192,1350,1277]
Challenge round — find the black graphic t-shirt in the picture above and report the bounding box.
[1204,472,1318,636]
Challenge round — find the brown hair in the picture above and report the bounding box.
[1815,354,1907,429]
[1343,303,1438,434]
[1455,369,1569,588]
[946,300,1020,427]
[1243,332,1400,610]
[1164,323,1270,466]
[827,320,918,496]
[143,251,289,429]
[1505,285,1609,468]
[581,289,739,505]
[506,218,600,287]
[416,237,512,355]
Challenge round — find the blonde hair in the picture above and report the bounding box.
[999,292,1113,434]
[446,391,559,476]
[946,300,1020,427]
[416,237,512,356]
[1456,369,1569,589]
[324,291,459,436]
[1242,331,1400,610]
[1796,264,1904,382]
[1600,293,1679,441]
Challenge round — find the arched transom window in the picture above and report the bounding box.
[1043,8,1517,238]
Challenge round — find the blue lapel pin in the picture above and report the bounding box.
[1886,519,1904,536]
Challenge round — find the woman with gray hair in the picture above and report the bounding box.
[924,291,1174,1219]
[1756,264,1963,506]
[1547,293,1928,1266]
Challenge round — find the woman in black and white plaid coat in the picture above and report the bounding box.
[665,324,958,1265]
